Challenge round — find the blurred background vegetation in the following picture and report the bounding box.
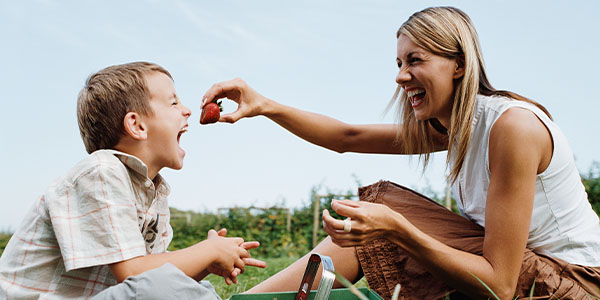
[1,164,600,297]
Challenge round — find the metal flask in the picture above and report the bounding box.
[295,253,335,300]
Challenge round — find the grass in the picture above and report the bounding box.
[217,259,600,300]
[205,256,368,299]
[205,256,297,298]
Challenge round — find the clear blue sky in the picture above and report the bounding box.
[1,0,599,230]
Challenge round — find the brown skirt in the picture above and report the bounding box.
[355,181,600,300]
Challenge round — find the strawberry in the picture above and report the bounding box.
[200,99,223,125]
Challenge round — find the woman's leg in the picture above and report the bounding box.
[356,181,600,300]
[246,236,362,293]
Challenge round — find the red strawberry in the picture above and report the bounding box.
[200,100,223,125]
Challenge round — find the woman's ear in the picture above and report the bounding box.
[453,55,466,79]
[123,112,148,140]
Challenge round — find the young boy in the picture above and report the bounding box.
[0,62,265,299]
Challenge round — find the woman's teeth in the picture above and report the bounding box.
[406,89,426,107]
[406,89,425,98]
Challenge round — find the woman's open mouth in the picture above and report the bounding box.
[407,89,426,108]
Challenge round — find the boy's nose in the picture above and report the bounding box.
[182,105,192,117]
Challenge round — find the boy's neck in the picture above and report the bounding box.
[112,143,160,180]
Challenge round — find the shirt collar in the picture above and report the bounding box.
[103,149,171,196]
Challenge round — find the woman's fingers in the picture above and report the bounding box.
[202,78,245,107]
[331,199,361,218]
[322,209,346,232]
[220,109,244,124]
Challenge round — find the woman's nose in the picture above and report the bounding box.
[395,67,411,85]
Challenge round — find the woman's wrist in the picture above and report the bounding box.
[261,97,282,119]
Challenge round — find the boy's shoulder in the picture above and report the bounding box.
[63,149,129,183]
[50,149,150,194]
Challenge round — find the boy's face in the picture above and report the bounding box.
[143,71,191,173]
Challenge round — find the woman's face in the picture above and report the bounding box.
[395,33,463,128]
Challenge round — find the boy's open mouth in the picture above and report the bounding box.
[177,128,187,144]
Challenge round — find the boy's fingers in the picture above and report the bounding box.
[234,258,245,274]
[217,228,228,236]
[241,241,260,250]
[231,268,241,277]
[207,229,218,238]
[231,237,245,246]
[244,258,267,268]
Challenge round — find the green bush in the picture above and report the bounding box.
[582,162,600,215]
[0,233,11,257]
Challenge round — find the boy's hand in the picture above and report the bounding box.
[206,229,266,285]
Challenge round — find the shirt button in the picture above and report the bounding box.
[144,180,152,188]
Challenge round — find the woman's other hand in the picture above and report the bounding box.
[322,199,408,247]
[202,78,271,123]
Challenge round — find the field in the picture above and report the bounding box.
[204,256,369,299]
[1,168,599,299]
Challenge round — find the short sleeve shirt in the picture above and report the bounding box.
[0,150,173,299]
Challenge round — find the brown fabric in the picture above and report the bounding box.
[355,180,600,300]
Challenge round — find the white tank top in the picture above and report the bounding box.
[450,94,600,266]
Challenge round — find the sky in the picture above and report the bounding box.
[1,0,599,231]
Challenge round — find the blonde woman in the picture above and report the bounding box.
[202,7,600,299]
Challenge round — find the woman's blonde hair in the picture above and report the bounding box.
[392,6,551,183]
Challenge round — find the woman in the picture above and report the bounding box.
[202,7,600,299]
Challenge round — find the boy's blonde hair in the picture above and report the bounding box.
[77,62,172,154]
[392,6,551,183]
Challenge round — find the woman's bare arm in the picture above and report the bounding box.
[202,78,447,154]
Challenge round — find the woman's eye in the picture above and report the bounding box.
[410,57,420,63]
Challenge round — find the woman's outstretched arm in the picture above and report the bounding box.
[202,78,447,154]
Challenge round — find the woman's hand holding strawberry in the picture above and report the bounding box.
[201,78,271,124]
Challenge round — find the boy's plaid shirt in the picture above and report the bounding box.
[0,150,173,299]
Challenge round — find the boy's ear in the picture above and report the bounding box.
[453,55,466,79]
[123,112,148,140]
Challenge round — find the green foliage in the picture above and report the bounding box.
[582,162,600,215]
[0,233,11,257]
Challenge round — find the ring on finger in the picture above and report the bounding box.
[343,217,352,233]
